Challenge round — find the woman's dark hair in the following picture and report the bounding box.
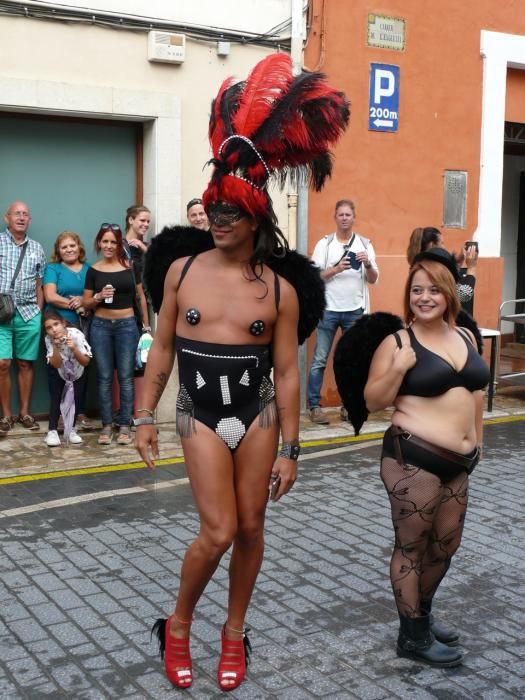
[94,224,129,267]
[42,310,71,328]
[246,201,289,298]
[407,227,441,265]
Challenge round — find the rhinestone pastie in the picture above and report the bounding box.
[186,308,201,325]
[250,320,265,336]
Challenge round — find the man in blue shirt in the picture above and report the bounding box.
[0,201,47,433]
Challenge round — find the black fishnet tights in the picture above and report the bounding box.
[380,456,469,618]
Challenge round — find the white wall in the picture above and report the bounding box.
[0,15,290,231]
[38,0,293,35]
[0,10,293,420]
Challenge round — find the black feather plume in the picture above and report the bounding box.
[456,309,483,354]
[334,312,404,435]
[269,250,326,344]
[143,226,214,312]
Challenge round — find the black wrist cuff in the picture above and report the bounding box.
[279,441,301,460]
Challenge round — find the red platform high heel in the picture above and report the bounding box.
[217,624,252,691]
[152,614,193,688]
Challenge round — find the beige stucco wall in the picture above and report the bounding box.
[0,16,289,231]
[0,14,293,421]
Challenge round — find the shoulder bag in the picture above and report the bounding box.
[0,241,27,323]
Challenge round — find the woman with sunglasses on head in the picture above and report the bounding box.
[135,54,349,691]
[82,223,140,445]
[364,247,489,667]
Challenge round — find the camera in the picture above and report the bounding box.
[465,241,479,252]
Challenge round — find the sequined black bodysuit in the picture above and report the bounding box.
[174,256,278,450]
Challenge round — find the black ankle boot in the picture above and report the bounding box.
[420,599,459,646]
[397,614,463,667]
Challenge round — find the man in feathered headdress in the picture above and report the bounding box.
[136,52,349,691]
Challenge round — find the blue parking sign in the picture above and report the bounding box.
[369,63,399,132]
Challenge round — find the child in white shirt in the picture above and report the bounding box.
[43,311,91,446]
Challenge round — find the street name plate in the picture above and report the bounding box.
[367,14,405,51]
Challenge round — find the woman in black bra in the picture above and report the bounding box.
[365,247,489,668]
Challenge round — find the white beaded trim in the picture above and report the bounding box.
[220,375,232,405]
[181,347,260,368]
[218,134,271,178]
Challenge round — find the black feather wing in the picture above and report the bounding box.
[143,226,214,312]
[334,312,404,435]
[267,251,325,345]
[455,309,483,354]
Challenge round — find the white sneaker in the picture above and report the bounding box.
[45,430,61,447]
[68,429,83,445]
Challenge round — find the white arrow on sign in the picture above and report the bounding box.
[373,118,393,127]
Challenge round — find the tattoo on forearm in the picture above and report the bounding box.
[153,372,168,404]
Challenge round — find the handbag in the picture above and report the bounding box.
[0,241,27,323]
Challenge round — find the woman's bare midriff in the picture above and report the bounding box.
[392,388,478,454]
[95,308,135,320]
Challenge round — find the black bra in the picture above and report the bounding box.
[177,255,280,337]
[397,327,490,397]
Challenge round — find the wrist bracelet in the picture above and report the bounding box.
[364,262,372,269]
[137,408,154,416]
[279,441,301,460]
[133,416,155,427]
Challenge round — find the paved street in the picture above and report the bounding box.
[0,416,524,699]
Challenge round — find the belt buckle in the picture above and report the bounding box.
[401,431,412,441]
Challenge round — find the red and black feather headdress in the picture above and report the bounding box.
[202,52,350,219]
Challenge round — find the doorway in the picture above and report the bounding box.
[0,113,141,415]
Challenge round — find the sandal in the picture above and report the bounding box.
[18,414,40,431]
[98,426,113,445]
[152,614,193,688]
[0,416,16,433]
[217,624,251,691]
[78,415,95,431]
[116,427,132,445]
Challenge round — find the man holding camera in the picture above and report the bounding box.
[307,199,379,424]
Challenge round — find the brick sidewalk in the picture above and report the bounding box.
[0,418,524,698]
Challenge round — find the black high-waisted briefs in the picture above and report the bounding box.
[382,426,480,482]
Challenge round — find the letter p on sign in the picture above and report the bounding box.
[374,69,395,103]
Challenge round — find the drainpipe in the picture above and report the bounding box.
[290,0,309,409]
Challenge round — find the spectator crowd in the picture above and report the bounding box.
[0,199,158,446]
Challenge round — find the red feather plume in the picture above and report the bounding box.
[232,53,293,138]
[203,52,350,218]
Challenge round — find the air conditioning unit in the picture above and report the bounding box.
[148,31,186,64]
